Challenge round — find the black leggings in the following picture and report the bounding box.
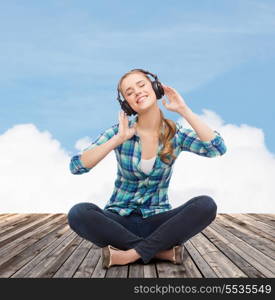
[67,195,217,264]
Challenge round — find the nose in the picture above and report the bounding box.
[135,90,142,97]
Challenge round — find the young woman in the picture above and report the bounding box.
[68,69,227,269]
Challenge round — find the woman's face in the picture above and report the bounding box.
[120,72,157,114]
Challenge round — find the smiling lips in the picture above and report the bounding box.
[136,95,148,104]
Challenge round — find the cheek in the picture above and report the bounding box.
[127,96,137,105]
[147,88,156,99]
[148,86,156,96]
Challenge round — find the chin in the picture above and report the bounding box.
[137,105,156,115]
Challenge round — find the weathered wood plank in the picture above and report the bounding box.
[0,214,18,222]
[222,214,275,242]
[259,214,275,220]
[19,233,83,278]
[73,244,101,278]
[184,239,217,278]
[0,221,68,277]
[210,222,275,277]
[216,215,275,260]
[0,215,66,266]
[155,245,201,278]
[156,261,187,278]
[105,264,128,278]
[190,232,247,278]
[0,214,273,278]
[180,246,203,278]
[143,264,157,278]
[11,228,74,278]
[0,214,45,237]
[247,214,275,228]
[202,225,266,278]
[128,262,144,278]
[0,214,53,241]
[233,214,275,238]
[0,214,60,247]
[0,214,9,217]
[0,214,31,229]
[53,239,92,278]
[90,247,107,278]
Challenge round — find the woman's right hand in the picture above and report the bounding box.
[115,111,137,143]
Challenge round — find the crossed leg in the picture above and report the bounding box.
[67,195,217,266]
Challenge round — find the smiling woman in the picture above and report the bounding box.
[117,69,177,164]
[67,68,226,269]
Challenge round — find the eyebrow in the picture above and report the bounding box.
[125,80,145,93]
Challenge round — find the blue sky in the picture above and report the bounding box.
[1,0,275,155]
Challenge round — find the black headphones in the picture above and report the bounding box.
[117,68,164,116]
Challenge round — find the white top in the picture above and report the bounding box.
[139,156,156,174]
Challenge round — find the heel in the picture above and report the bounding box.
[101,245,121,269]
[101,245,112,269]
[173,245,184,265]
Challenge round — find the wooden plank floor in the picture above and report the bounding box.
[0,213,274,278]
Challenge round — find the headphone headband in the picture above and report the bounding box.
[129,68,158,81]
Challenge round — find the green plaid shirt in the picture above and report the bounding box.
[70,116,226,218]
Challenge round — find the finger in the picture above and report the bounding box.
[163,86,172,95]
[162,85,168,92]
[119,112,131,131]
[119,111,125,129]
[121,111,126,120]
[119,111,123,122]
[169,87,178,94]
[123,112,129,127]
[165,86,174,92]
[123,111,128,118]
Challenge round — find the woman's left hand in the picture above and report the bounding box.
[161,84,189,114]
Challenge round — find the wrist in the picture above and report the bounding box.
[178,106,193,118]
[113,134,124,145]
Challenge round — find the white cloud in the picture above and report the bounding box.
[0,109,274,213]
[0,123,117,213]
[173,109,275,212]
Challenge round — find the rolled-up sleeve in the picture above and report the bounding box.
[69,124,119,175]
[69,154,92,175]
[177,124,227,157]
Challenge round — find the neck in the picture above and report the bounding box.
[136,106,162,135]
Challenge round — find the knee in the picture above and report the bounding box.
[195,195,217,222]
[67,203,84,229]
[67,202,95,230]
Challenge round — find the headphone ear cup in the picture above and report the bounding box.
[121,100,137,116]
[152,81,164,99]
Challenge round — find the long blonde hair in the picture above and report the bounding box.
[118,70,177,164]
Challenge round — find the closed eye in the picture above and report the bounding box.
[126,83,145,96]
